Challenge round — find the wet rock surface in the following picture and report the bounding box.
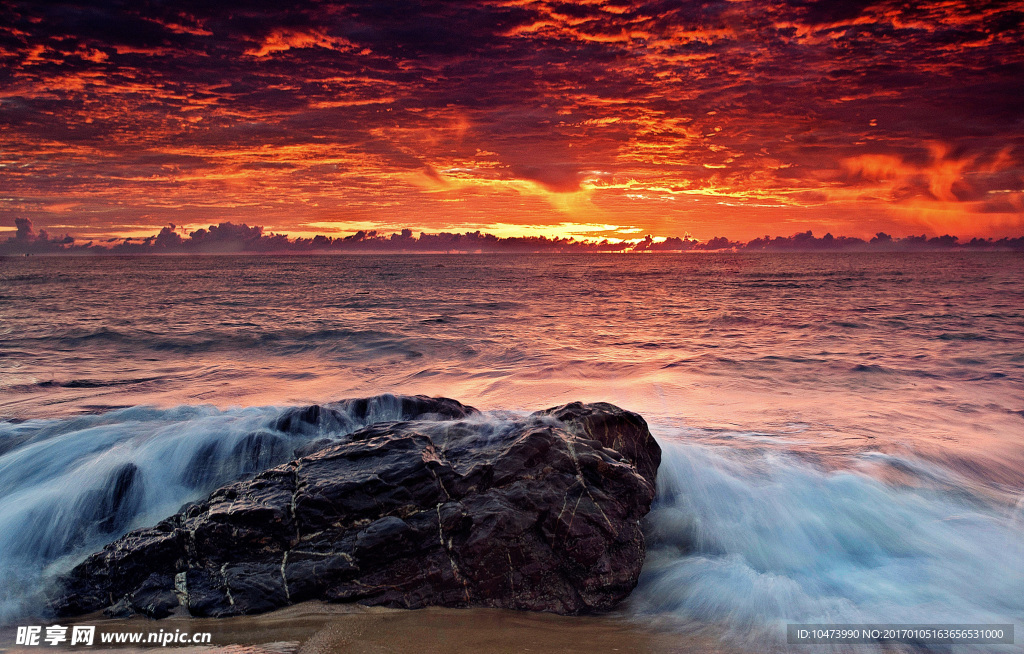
[51,397,660,618]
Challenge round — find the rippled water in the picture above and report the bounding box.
[1,253,1023,648]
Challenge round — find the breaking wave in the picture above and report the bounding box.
[631,439,1024,647]
[1,403,1021,652]
[0,396,464,624]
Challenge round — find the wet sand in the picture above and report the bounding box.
[1,602,740,653]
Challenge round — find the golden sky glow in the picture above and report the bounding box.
[1,0,1022,242]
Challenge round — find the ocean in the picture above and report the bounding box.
[1,252,1022,650]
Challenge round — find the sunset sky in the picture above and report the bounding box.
[1,0,1022,243]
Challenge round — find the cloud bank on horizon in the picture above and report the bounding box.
[0,0,1022,241]
[7,217,1023,255]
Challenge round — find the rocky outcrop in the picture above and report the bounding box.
[51,398,660,618]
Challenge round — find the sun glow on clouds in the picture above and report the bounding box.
[837,144,1024,234]
[444,222,638,240]
[411,167,606,220]
[0,0,1021,241]
[303,220,638,240]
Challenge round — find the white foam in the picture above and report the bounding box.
[631,438,1024,645]
[0,399,424,623]
[2,407,1021,647]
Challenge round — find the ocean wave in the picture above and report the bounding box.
[33,377,161,389]
[14,327,431,357]
[631,439,1024,647]
[938,332,992,341]
[2,403,1022,649]
[0,396,468,624]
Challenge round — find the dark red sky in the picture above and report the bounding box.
[1,0,1022,242]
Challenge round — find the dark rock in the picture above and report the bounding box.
[273,394,477,437]
[32,463,147,560]
[230,430,291,476]
[292,438,333,458]
[537,402,661,485]
[181,441,221,488]
[272,404,328,434]
[51,399,660,618]
[88,463,143,535]
[335,394,476,423]
[180,431,290,491]
[123,574,178,619]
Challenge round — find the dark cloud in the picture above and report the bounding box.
[795,0,887,25]
[0,0,1021,239]
[6,219,1021,255]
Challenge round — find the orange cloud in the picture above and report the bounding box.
[840,145,1023,235]
[843,145,979,203]
[245,30,355,57]
[1,0,1021,242]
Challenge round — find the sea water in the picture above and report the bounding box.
[1,253,1022,648]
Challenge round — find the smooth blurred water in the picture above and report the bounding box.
[1,252,1022,646]
[634,439,1024,646]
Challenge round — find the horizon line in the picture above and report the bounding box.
[4,219,1024,255]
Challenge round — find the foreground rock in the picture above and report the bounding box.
[52,397,661,618]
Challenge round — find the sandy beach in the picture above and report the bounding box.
[2,602,737,654]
